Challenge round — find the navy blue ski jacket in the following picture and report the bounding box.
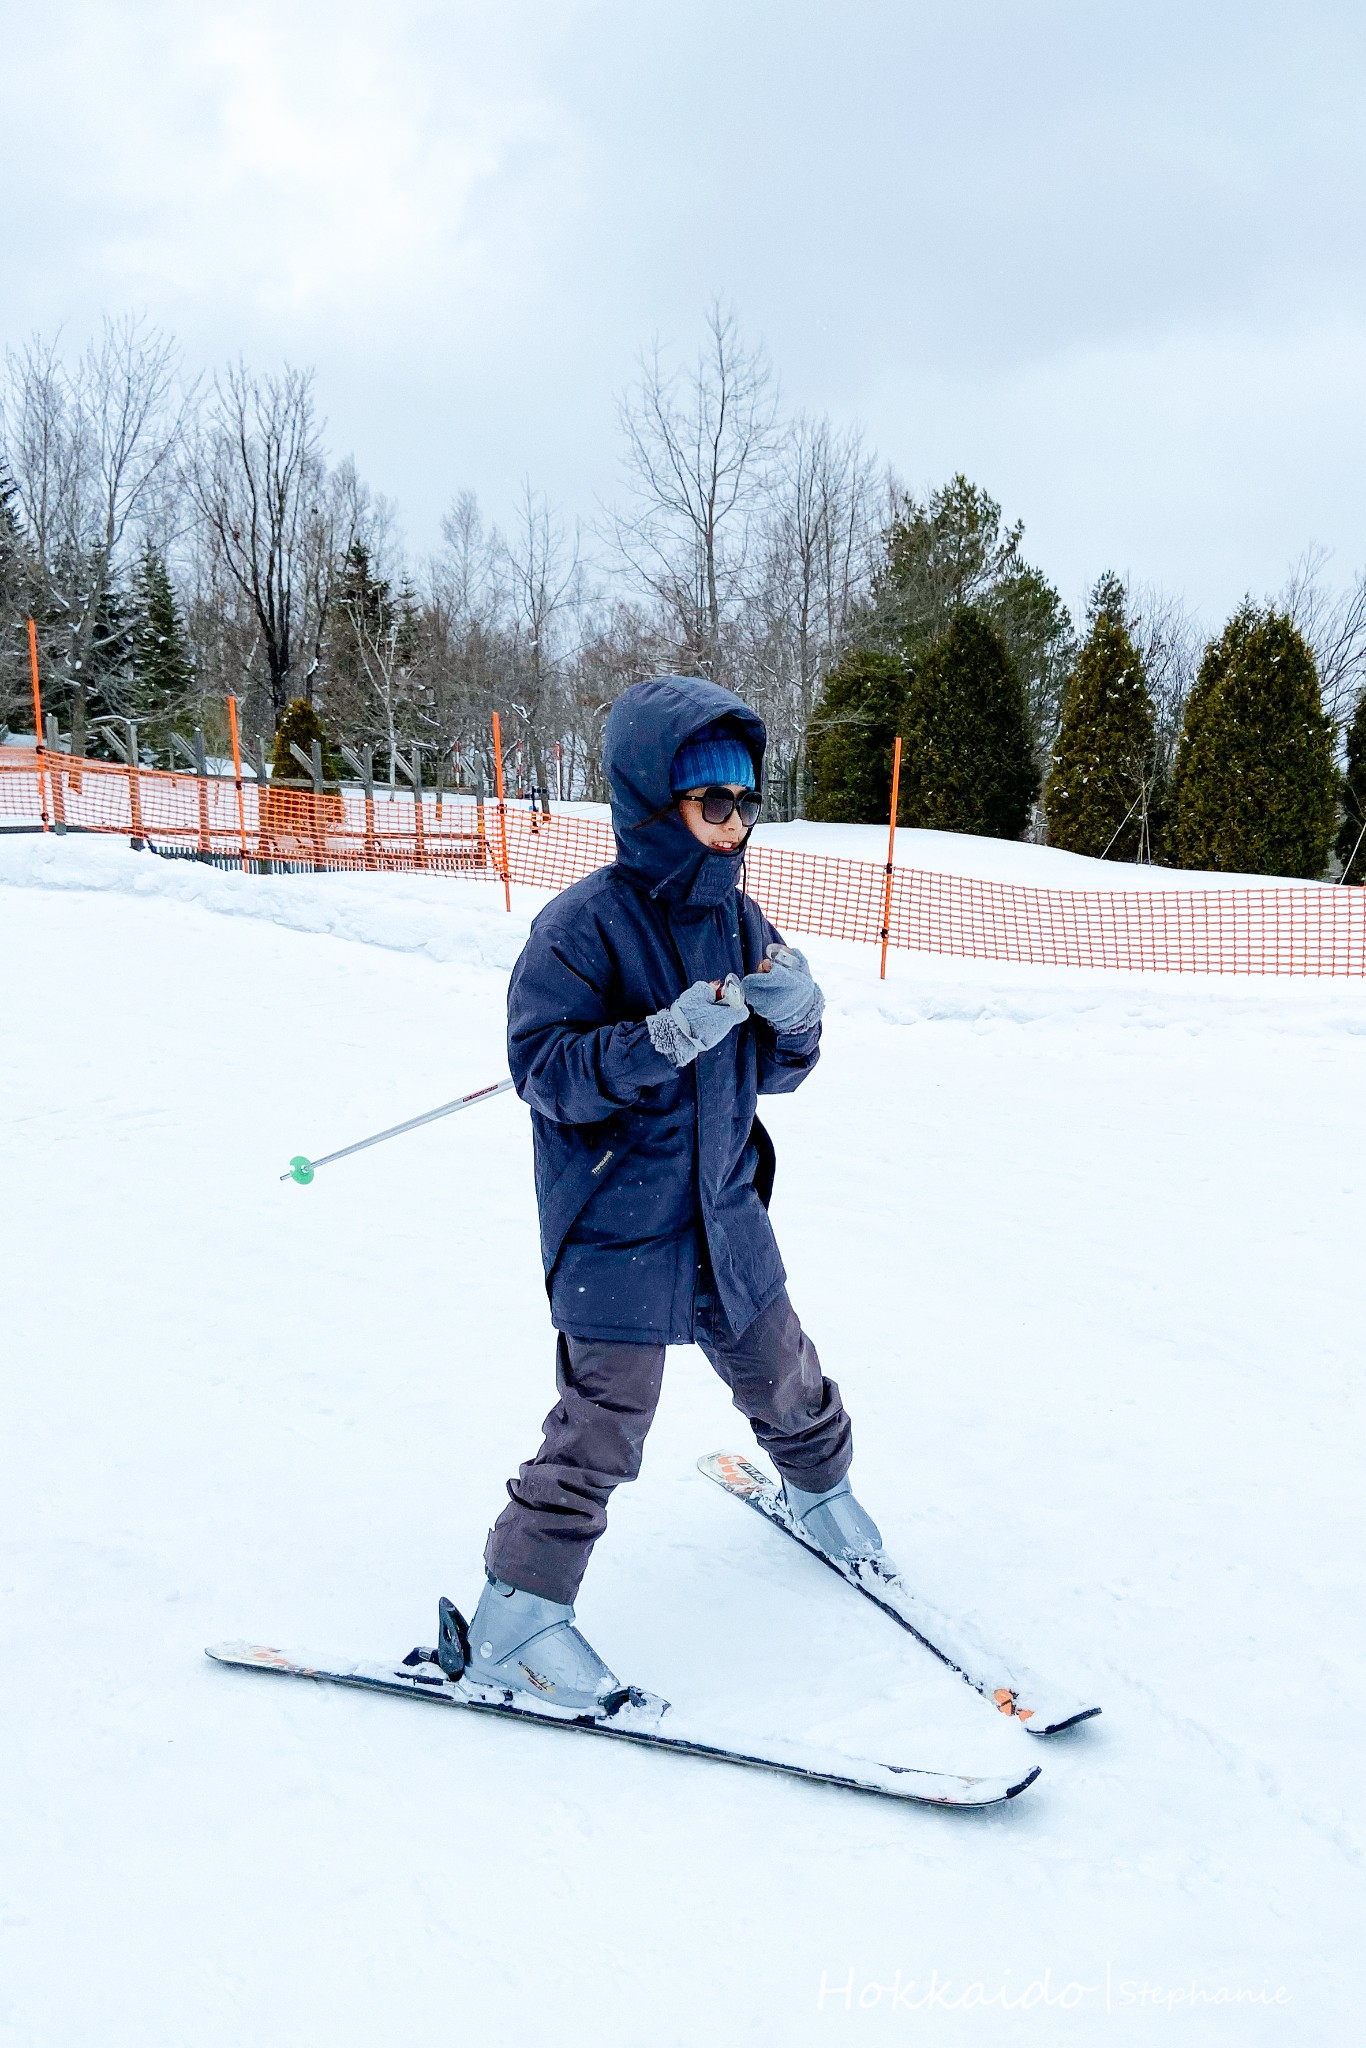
[507,676,821,1344]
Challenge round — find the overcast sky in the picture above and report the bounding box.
[5,0,1366,622]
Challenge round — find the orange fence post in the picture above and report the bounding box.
[879,736,902,981]
[491,711,511,912]
[227,696,250,875]
[27,618,50,833]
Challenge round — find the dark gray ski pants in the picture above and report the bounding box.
[484,1288,851,1604]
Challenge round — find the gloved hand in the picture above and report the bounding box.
[646,975,750,1069]
[741,944,824,1032]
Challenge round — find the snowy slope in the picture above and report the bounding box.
[2,835,1362,2044]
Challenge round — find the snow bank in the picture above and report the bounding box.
[4,832,1364,1040]
[554,802,1318,889]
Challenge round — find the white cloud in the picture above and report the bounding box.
[9,0,582,337]
[6,0,1366,611]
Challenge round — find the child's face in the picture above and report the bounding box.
[676,784,752,852]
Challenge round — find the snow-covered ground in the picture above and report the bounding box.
[561,802,1323,889]
[752,821,1324,891]
[3,832,1362,2044]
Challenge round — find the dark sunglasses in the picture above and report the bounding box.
[682,785,762,827]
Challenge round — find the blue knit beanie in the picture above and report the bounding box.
[669,719,757,795]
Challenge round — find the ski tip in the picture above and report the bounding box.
[205,1642,306,1674]
[1025,1703,1103,1736]
[697,1449,768,1493]
[1007,1765,1043,1799]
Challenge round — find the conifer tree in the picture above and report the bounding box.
[270,697,342,785]
[874,475,1074,756]
[129,547,194,740]
[1335,687,1366,882]
[70,579,134,758]
[899,609,1037,837]
[804,649,909,821]
[1045,573,1157,860]
[1168,605,1336,877]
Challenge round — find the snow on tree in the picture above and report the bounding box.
[1045,574,1158,861]
[129,546,194,746]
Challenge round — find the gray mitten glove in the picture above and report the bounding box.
[740,943,824,1032]
[647,975,750,1069]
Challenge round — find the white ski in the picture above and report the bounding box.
[205,1641,1040,1810]
[698,1452,1100,1736]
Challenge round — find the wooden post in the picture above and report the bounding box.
[27,618,49,833]
[194,727,210,855]
[44,715,67,833]
[227,696,250,874]
[411,748,426,869]
[249,734,273,864]
[879,736,902,981]
[289,737,325,870]
[491,711,511,912]
[126,718,144,849]
[363,745,376,866]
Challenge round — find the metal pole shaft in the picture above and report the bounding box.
[280,1077,516,1180]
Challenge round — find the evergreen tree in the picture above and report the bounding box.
[270,696,342,785]
[68,576,134,758]
[323,540,419,753]
[1168,605,1336,878]
[1334,687,1366,882]
[129,547,194,742]
[874,476,1074,758]
[1045,573,1157,860]
[900,609,1037,837]
[803,649,909,822]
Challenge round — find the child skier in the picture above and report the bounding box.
[464,675,883,1709]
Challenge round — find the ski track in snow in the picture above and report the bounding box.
[2,831,1362,2044]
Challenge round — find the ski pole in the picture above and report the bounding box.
[282,1077,516,1184]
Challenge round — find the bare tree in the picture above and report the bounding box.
[417,491,509,787]
[501,482,582,796]
[188,363,333,728]
[1125,580,1203,783]
[612,304,778,680]
[317,497,422,784]
[739,416,880,812]
[0,459,39,729]
[1280,546,1366,731]
[561,597,664,798]
[1,319,187,750]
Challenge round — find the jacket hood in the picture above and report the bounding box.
[603,676,767,907]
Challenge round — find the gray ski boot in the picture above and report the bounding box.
[460,1576,622,1713]
[783,1474,883,1564]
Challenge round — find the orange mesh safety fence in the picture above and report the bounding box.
[5,749,1366,976]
